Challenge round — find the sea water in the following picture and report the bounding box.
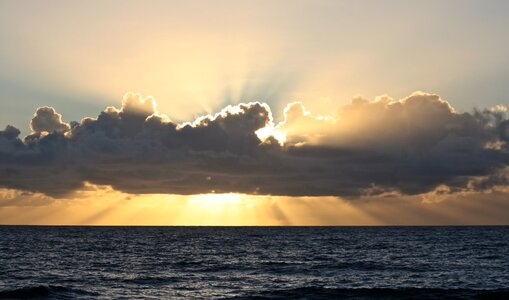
[1,226,508,299]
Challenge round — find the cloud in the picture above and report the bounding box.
[30,106,70,133]
[0,188,55,207]
[0,92,508,198]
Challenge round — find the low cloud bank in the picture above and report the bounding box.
[0,92,507,198]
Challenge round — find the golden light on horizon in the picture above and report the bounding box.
[0,187,369,226]
[2,184,508,226]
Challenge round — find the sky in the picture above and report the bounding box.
[0,0,508,225]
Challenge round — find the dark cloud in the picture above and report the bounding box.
[467,173,508,192]
[0,92,508,198]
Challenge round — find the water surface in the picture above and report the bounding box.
[1,226,508,299]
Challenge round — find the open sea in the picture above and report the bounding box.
[0,226,508,299]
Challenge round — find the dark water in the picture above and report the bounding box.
[1,226,508,299]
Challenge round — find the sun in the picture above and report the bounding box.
[188,193,244,209]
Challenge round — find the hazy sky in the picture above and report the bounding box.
[0,0,508,225]
[2,0,509,131]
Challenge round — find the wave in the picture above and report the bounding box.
[226,287,509,300]
[0,285,97,299]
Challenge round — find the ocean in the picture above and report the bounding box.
[0,226,508,299]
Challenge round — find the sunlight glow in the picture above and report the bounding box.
[188,193,244,208]
[1,185,509,225]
